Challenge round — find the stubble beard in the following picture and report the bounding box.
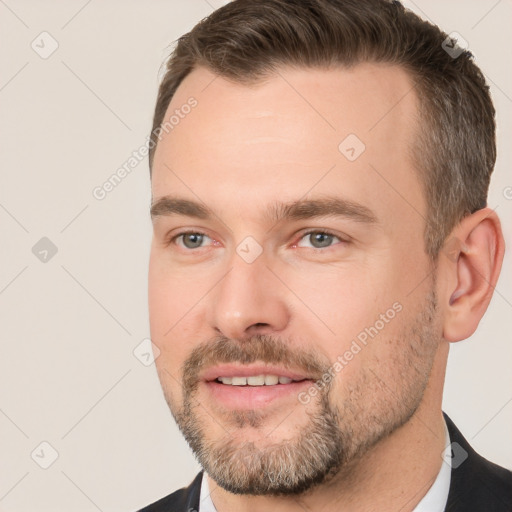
[163,289,440,496]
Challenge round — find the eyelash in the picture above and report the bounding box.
[166,231,211,249]
[296,229,345,248]
[167,229,346,251]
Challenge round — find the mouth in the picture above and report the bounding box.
[200,364,315,409]
[216,374,305,386]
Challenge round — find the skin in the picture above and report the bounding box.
[148,64,504,511]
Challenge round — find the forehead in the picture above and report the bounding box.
[151,63,425,230]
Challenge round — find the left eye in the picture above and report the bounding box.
[297,231,342,249]
[175,232,211,249]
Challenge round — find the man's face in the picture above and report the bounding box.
[148,64,442,494]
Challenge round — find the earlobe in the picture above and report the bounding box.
[442,208,505,343]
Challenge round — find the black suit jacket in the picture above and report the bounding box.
[138,414,512,511]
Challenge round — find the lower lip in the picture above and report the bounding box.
[204,380,314,409]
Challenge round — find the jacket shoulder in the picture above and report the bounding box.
[444,414,512,511]
[136,472,203,512]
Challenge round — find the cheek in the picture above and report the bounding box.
[148,249,200,334]
[149,254,187,379]
[148,263,173,338]
[149,249,214,379]
[287,262,390,343]
[287,262,408,388]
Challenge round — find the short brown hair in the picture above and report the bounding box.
[149,0,496,258]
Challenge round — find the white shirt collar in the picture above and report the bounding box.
[199,419,451,512]
[412,418,451,512]
[199,474,217,512]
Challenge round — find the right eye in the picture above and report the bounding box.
[171,231,212,250]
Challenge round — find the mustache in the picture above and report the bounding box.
[182,334,331,392]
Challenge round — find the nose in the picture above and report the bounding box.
[208,252,290,340]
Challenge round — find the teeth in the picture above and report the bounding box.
[217,374,297,386]
[247,375,265,386]
[264,375,279,385]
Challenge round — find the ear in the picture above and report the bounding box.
[440,208,505,342]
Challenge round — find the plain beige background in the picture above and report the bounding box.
[0,1,510,510]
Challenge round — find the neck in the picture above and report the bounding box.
[208,344,449,512]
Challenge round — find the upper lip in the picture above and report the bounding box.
[200,364,312,382]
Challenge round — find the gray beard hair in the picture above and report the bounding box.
[166,289,439,496]
[174,387,345,495]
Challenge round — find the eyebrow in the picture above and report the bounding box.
[267,197,377,224]
[150,195,377,225]
[151,196,211,219]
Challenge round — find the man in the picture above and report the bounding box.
[141,0,511,510]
